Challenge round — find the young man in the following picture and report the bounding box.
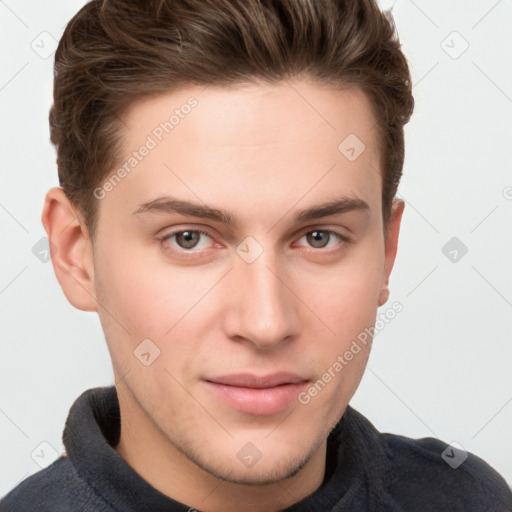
[1,0,511,510]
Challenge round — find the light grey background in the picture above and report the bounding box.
[1,0,511,495]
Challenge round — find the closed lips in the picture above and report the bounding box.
[204,373,309,388]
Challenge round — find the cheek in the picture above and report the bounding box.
[298,251,384,333]
[93,242,224,352]
[291,243,384,397]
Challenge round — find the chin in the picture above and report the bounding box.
[196,449,313,486]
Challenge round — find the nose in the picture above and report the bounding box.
[222,248,301,350]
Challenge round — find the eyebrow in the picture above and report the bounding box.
[295,197,369,222]
[132,195,369,225]
[133,197,234,224]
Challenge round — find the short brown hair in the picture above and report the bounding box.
[50,0,414,237]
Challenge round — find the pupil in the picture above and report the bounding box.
[177,231,199,248]
[307,231,329,248]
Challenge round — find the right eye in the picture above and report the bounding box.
[160,229,214,251]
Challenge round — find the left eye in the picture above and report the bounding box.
[165,230,213,250]
[298,230,343,249]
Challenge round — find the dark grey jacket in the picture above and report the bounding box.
[1,386,511,511]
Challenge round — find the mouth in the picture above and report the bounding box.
[203,372,310,415]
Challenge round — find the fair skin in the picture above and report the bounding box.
[42,80,404,512]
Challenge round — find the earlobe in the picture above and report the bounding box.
[41,187,98,312]
[378,199,405,307]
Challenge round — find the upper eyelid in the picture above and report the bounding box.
[164,228,212,236]
[299,228,344,237]
[295,226,350,240]
[161,226,347,238]
[159,226,213,238]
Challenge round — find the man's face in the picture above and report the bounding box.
[91,80,395,485]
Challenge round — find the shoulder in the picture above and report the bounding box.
[0,456,108,512]
[341,407,512,510]
[382,433,512,511]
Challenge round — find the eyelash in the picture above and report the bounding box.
[156,227,352,257]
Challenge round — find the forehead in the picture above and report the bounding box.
[102,80,382,222]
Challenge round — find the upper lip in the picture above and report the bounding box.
[205,372,309,389]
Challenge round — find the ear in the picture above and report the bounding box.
[41,187,98,312]
[378,199,405,307]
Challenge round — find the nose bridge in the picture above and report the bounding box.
[225,244,299,348]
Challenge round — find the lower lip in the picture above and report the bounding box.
[204,381,309,415]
